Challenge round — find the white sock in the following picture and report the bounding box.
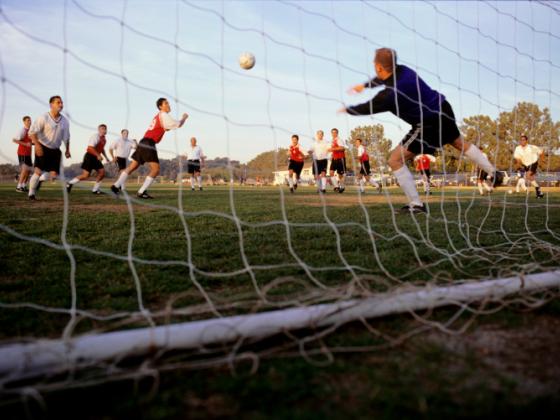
[320,176,326,190]
[531,180,539,188]
[332,176,339,188]
[92,181,101,192]
[17,181,23,188]
[478,183,484,195]
[138,176,154,194]
[197,176,202,187]
[29,173,40,195]
[424,178,430,193]
[39,173,50,182]
[69,177,80,185]
[288,176,294,188]
[369,178,379,188]
[339,178,345,189]
[484,182,492,192]
[359,178,365,192]
[465,146,494,175]
[393,166,422,206]
[190,177,195,189]
[114,171,128,188]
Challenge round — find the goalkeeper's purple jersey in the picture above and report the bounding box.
[347,65,446,125]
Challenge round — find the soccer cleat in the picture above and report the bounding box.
[23,186,29,192]
[333,187,339,192]
[536,192,544,199]
[488,171,504,188]
[137,191,154,199]
[399,203,427,214]
[111,185,120,195]
[66,183,73,193]
[191,187,195,191]
[290,187,294,194]
[92,190,105,195]
[321,189,326,194]
[338,187,345,193]
[199,187,203,191]
[28,194,36,201]
[293,183,298,190]
[16,187,25,193]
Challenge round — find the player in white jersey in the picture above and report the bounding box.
[109,129,137,177]
[186,137,205,191]
[27,96,71,201]
[13,116,33,192]
[309,130,329,193]
[515,170,528,194]
[513,135,544,198]
[66,124,110,195]
[354,138,381,193]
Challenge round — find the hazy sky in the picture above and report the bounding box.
[1,0,559,165]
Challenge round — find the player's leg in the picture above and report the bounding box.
[388,144,423,211]
[288,168,295,192]
[92,168,105,194]
[357,172,364,193]
[330,168,339,191]
[195,169,202,191]
[527,165,543,198]
[67,169,91,193]
[338,160,346,193]
[137,161,159,198]
[112,159,139,193]
[451,138,500,186]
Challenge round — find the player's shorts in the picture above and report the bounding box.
[312,159,328,175]
[522,162,538,174]
[116,157,127,170]
[330,158,346,175]
[478,169,488,182]
[288,160,304,177]
[401,100,461,155]
[131,138,159,164]
[187,159,201,174]
[420,168,431,179]
[359,160,371,176]
[34,146,61,174]
[18,154,32,168]
[81,153,104,173]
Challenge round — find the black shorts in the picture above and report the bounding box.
[81,153,104,173]
[330,158,346,175]
[312,159,328,175]
[116,157,127,170]
[288,160,304,177]
[420,169,431,179]
[359,161,371,176]
[522,162,538,174]
[401,100,461,155]
[131,138,159,165]
[478,169,488,182]
[35,146,61,174]
[187,160,201,174]
[18,155,32,167]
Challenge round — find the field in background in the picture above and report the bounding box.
[1,183,560,418]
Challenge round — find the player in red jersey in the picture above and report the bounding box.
[66,124,110,195]
[287,134,306,193]
[414,154,435,195]
[328,128,346,193]
[355,138,381,193]
[12,116,33,192]
[111,98,188,199]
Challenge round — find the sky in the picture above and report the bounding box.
[0,0,559,165]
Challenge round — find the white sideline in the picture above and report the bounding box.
[1,270,559,381]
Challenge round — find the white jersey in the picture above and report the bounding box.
[187,145,204,160]
[513,144,542,166]
[310,140,329,160]
[29,112,70,150]
[109,137,136,158]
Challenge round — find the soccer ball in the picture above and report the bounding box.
[239,52,255,70]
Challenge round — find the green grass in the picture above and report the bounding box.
[1,183,559,418]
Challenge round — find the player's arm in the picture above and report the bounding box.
[339,90,392,115]
[347,77,383,95]
[161,112,189,131]
[63,123,71,158]
[101,148,110,162]
[109,143,116,162]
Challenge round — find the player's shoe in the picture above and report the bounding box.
[536,191,544,199]
[16,187,25,193]
[66,183,73,193]
[333,187,339,192]
[111,185,121,195]
[338,187,345,193]
[293,183,298,190]
[290,187,294,194]
[92,190,106,195]
[377,184,382,194]
[191,187,195,191]
[399,203,427,214]
[137,191,154,199]
[28,194,36,201]
[320,189,326,194]
[199,187,203,191]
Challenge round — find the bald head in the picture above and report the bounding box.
[374,48,397,79]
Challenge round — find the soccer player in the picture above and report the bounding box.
[111,98,188,199]
[329,128,346,193]
[340,48,502,213]
[12,116,33,192]
[513,135,544,198]
[414,154,435,195]
[355,138,381,193]
[309,130,329,193]
[186,137,205,191]
[27,95,71,201]
[515,169,528,194]
[287,134,306,193]
[66,124,110,195]
[109,129,137,179]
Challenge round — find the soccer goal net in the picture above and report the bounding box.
[0,0,559,399]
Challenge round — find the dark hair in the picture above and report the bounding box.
[98,124,107,129]
[49,95,62,104]
[375,48,397,72]
[121,129,129,134]
[291,134,299,141]
[22,115,31,122]
[331,128,339,133]
[156,97,167,109]
[521,135,528,140]
[356,138,363,143]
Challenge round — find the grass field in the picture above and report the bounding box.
[1,182,560,418]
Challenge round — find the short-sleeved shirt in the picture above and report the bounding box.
[14,127,32,156]
[513,144,542,166]
[29,112,70,150]
[110,137,136,158]
[187,145,204,160]
[310,140,329,160]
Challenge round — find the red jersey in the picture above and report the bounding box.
[87,136,106,156]
[331,139,345,160]
[358,146,369,162]
[415,155,431,171]
[289,144,305,162]
[17,128,32,156]
[144,113,166,143]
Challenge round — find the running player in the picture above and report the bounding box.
[109,129,137,177]
[111,98,188,198]
[187,137,205,191]
[355,138,381,193]
[27,96,71,201]
[287,134,306,193]
[329,128,346,193]
[414,154,435,195]
[309,130,329,193]
[513,135,544,198]
[66,124,110,195]
[341,48,502,213]
[12,116,33,192]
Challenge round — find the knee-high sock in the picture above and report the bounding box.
[320,176,326,190]
[359,178,365,192]
[92,181,101,192]
[28,173,41,195]
[393,166,422,206]
[39,173,50,182]
[138,176,154,194]
[465,146,494,175]
[288,175,294,188]
[69,177,80,185]
[369,178,379,188]
[477,182,484,195]
[197,176,202,187]
[114,171,128,188]
[190,177,195,189]
[331,176,339,188]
